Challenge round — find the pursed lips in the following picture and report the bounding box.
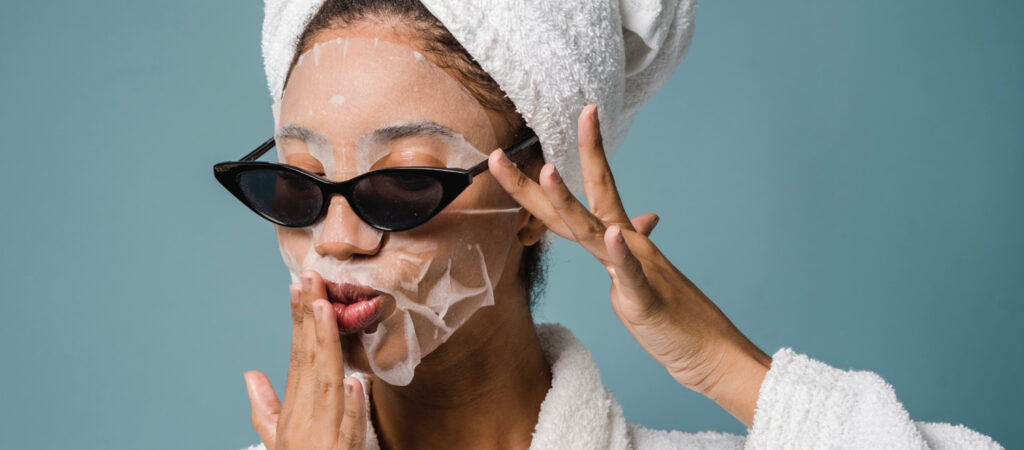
[324,281,386,334]
[325,281,383,304]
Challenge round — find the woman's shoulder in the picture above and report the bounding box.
[623,345,1002,449]
[628,422,746,449]
[624,420,1001,450]
[745,346,1003,449]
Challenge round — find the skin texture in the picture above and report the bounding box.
[244,18,772,450]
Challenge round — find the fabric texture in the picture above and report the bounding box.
[241,323,1002,449]
[261,0,697,199]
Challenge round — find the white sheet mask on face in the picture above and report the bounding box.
[273,36,523,386]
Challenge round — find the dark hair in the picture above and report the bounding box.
[288,0,548,310]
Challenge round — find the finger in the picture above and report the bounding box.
[293,271,327,414]
[578,104,632,228]
[604,225,660,316]
[488,149,575,240]
[630,213,660,237]
[312,298,345,428]
[539,162,610,257]
[338,377,367,449]
[300,270,328,367]
[244,371,281,450]
[282,283,305,416]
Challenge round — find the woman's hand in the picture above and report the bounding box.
[243,270,368,449]
[487,104,773,427]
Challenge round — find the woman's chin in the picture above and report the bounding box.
[340,334,372,373]
[340,331,421,378]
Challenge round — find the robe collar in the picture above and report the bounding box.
[356,323,631,449]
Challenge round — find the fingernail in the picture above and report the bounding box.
[548,164,562,183]
[301,274,312,292]
[243,372,256,395]
[495,149,512,167]
[313,302,323,320]
[651,215,660,227]
[611,226,624,243]
[345,378,355,396]
[591,104,600,125]
[290,285,299,305]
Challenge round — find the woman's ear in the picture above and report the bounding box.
[516,210,547,246]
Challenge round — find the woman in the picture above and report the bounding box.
[220,0,1002,448]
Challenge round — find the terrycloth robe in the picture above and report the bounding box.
[242,323,1002,449]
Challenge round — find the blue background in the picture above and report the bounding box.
[1,1,1020,448]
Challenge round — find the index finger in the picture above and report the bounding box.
[578,104,633,230]
[312,298,346,429]
[488,149,575,241]
[282,283,305,418]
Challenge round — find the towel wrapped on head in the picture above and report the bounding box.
[262,0,697,199]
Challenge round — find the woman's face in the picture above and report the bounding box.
[274,29,524,385]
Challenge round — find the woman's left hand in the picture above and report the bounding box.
[487,104,773,427]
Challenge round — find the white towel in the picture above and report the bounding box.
[242,323,1003,449]
[261,0,698,198]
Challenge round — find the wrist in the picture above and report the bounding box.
[701,342,772,428]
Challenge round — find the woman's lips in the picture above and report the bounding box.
[325,282,382,304]
[330,297,384,334]
[325,282,386,334]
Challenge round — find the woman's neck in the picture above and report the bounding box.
[368,286,552,450]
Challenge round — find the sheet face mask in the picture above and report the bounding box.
[273,36,521,386]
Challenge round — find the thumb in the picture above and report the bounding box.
[244,370,281,449]
[630,213,660,237]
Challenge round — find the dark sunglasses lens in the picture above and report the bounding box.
[353,172,444,230]
[237,168,323,225]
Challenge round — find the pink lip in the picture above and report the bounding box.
[325,282,382,304]
[325,282,385,334]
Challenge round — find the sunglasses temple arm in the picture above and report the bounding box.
[241,137,277,162]
[468,134,540,175]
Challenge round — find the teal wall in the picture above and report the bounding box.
[1,1,1019,448]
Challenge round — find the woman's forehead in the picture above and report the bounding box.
[275,36,497,167]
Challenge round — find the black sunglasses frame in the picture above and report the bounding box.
[213,131,539,232]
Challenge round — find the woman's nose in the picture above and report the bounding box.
[313,195,384,260]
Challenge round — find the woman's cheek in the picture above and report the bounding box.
[276,226,314,274]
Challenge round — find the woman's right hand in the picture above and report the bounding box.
[243,270,368,449]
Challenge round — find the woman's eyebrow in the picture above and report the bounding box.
[276,125,330,147]
[369,121,456,142]
[355,122,456,172]
[276,121,457,146]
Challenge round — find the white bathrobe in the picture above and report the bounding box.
[242,323,1002,449]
